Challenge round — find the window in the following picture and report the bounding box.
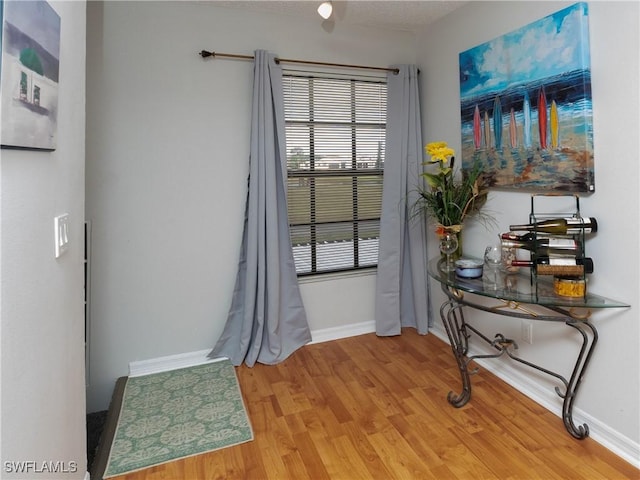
[283,73,387,276]
[20,72,28,100]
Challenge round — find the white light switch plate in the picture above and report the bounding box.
[54,214,70,258]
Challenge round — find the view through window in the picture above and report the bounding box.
[283,73,387,275]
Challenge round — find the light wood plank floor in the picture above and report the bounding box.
[113,329,638,479]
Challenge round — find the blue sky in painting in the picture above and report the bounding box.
[459,2,589,99]
[4,0,60,59]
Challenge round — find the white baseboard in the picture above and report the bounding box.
[309,320,376,344]
[430,325,640,469]
[127,320,378,377]
[128,349,225,377]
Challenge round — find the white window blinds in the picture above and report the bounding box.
[283,73,387,275]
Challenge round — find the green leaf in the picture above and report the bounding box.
[422,173,442,189]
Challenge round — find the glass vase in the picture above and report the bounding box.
[436,224,463,261]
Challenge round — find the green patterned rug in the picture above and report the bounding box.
[104,360,253,478]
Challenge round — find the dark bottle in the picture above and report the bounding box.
[501,232,536,242]
[509,217,597,235]
[510,256,593,275]
[500,237,583,256]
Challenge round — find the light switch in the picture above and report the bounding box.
[54,214,70,258]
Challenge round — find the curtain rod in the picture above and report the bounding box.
[199,50,400,75]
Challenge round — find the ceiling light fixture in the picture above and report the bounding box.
[317,1,333,20]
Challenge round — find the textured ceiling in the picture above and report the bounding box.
[209,1,468,33]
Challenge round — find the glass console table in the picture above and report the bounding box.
[427,256,629,439]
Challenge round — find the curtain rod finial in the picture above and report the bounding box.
[200,50,214,58]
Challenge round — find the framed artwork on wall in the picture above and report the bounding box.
[0,0,60,151]
[459,2,594,193]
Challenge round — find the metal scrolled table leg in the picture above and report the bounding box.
[560,319,598,439]
[440,299,471,407]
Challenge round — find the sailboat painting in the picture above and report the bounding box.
[459,3,594,192]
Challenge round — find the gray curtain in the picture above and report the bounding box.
[375,65,430,336]
[209,50,311,366]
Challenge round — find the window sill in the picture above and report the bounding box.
[298,268,377,285]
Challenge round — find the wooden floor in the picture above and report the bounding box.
[113,329,638,479]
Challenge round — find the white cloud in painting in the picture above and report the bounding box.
[460,3,589,98]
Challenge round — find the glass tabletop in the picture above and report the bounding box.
[428,257,629,309]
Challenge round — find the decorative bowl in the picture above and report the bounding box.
[455,258,484,279]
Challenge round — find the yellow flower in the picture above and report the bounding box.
[425,141,448,153]
[415,139,492,228]
[425,142,455,163]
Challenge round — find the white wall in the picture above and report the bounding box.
[85,1,415,412]
[0,1,87,478]
[417,0,639,461]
